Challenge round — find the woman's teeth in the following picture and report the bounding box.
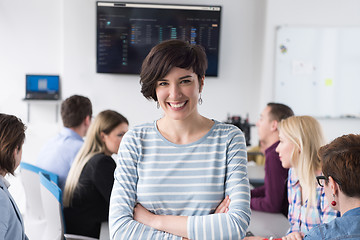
[169,102,186,108]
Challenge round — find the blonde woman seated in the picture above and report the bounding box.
[245,116,339,240]
[63,110,128,238]
[276,116,339,240]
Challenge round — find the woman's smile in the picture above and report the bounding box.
[167,101,188,109]
[156,67,203,121]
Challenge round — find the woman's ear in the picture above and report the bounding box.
[199,76,205,93]
[13,148,17,158]
[328,176,339,195]
[13,146,22,164]
[13,146,21,156]
[100,131,106,142]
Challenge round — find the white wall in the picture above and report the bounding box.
[0,0,63,162]
[0,0,359,164]
[61,0,263,123]
[259,0,360,142]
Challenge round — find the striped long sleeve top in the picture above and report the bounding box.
[109,120,251,240]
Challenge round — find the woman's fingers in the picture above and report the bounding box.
[214,195,230,213]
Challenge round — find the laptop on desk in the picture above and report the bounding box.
[24,74,60,100]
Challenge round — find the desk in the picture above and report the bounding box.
[100,222,109,240]
[247,164,265,187]
[248,210,290,238]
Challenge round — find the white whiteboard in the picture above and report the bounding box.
[274,26,360,118]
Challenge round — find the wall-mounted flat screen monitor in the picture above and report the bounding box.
[96,2,221,76]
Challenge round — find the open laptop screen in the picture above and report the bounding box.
[25,75,60,100]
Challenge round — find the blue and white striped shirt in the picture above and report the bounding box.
[109,120,251,239]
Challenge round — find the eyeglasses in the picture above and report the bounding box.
[316,175,327,187]
[316,175,341,187]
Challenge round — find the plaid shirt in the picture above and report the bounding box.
[287,168,340,234]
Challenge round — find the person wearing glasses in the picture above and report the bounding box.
[304,134,360,239]
[63,110,128,238]
[275,116,339,240]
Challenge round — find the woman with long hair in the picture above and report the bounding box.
[276,116,339,240]
[63,110,128,238]
[0,113,28,240]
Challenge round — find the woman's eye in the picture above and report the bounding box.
[180,79,191,84]
[158,81,167,86]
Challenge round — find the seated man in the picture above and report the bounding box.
[251,102,294,216]
[36,95,92,190]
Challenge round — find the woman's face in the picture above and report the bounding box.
[102,123,128,155]
[155,67,203,121]
[276,130,295,169]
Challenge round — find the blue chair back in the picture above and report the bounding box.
[39,172,65,240]
[39,174,101,240]
[39,172,62,203]
[20,162,59,185]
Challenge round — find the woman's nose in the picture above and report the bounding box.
[169,84,182,98]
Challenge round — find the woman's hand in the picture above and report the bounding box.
[282,232,305,240]
[133,203,157,228]
[243,236,265,240]
[214,195,231,213]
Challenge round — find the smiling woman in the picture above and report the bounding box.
[109,39,251,240]
[155,67,203,128]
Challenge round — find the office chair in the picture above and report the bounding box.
[19,162,59,239]
[20,162,59,217]
[39,172,98,240]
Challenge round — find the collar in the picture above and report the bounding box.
[60,127,83,141]
[265,141,280,154]
[343,207,360,217]
[289,168,300,187]
[0,174,10,188]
